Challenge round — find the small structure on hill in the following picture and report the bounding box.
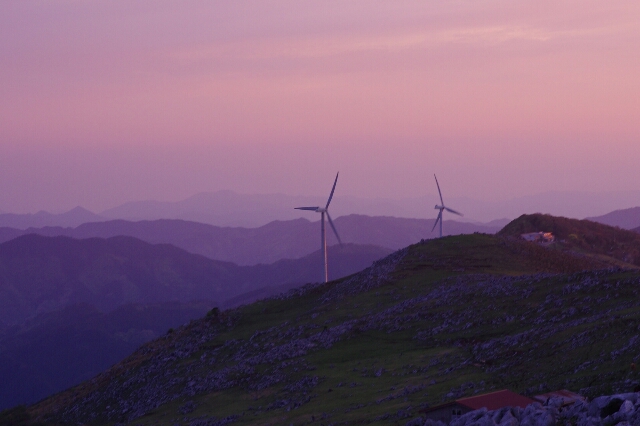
[521,232,555,244]
[422,389,535,423]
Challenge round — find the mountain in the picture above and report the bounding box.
[0,234,238,326]
[4,190,640,230]
[0,234,391,327]
[98,189,640,226]
[0,207,105,229]
[0,234,390,410]
[0,215,501,266]
[586,206,640,230]
[0,302,211,411]
[499,213,640,266]
[20,216,640,425]
[99,191,444,227]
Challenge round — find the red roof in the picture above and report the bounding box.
[456,390,534,410]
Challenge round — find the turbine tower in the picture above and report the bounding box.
[295,172,343,283]
[432,174,463,238]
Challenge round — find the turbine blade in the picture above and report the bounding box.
[445,207,463,216]
[325,172,339,209]
[434,174,444,206]
[326,212,342,245]
[295,206,320,211]
[431,211,442,232]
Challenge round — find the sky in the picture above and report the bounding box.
[1,1,639,215]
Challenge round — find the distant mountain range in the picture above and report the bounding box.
[586,206,640,230]
[4,189,640,228]
[0,215,502,266]
[0,206,104,229]
[98,190,640,226]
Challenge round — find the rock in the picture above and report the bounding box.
[423,420,447,426]
[619,399,635,415]
[404,417,424,426]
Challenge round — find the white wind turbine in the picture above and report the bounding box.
[295,172,343,283]
[432,174,463,238]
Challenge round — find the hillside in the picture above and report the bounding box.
[499,213,640,266]
[22,224,640,425]
[0,215,501,266]
[0,302,211,411]
[0,235,390,410]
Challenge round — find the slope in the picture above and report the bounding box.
[0,235,390,410]
[0,302,211,411]
[25,226,640,425]
[498,213,640,267]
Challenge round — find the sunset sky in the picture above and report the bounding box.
[1,1,639,216]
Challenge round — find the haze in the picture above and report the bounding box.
[1,1,639,218]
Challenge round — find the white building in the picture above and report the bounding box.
[521,232,555,244]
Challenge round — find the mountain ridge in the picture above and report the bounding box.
[0,234,391,327]
[586,206,640,230]
[0,215,501,265]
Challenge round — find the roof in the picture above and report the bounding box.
[456,390,535,411]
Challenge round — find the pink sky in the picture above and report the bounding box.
[1,1,639,215]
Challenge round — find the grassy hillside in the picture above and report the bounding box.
[499,213,640,266]
[0,235,390,411]
[20,229,640,425]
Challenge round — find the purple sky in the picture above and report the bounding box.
[1,1,639,215]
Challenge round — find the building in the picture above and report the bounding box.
[521,232,555,244]
[422,390,535,424]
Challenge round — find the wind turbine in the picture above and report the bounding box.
[295,172,343,283]
[432,174,463,238]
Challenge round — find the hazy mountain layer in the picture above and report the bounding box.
[0,207,105,230]
[3,191,640,230]
[98,190,640,225]
[586,206,640,230]
[0,234,390,327]
[0,215,500,266]
[22,217,640,425]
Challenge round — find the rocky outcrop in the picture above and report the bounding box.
[414,393,640,426]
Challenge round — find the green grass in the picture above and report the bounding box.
[24,232,640,425]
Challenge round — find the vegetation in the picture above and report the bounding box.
[499,213,640,266]
[6,216,640,425]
